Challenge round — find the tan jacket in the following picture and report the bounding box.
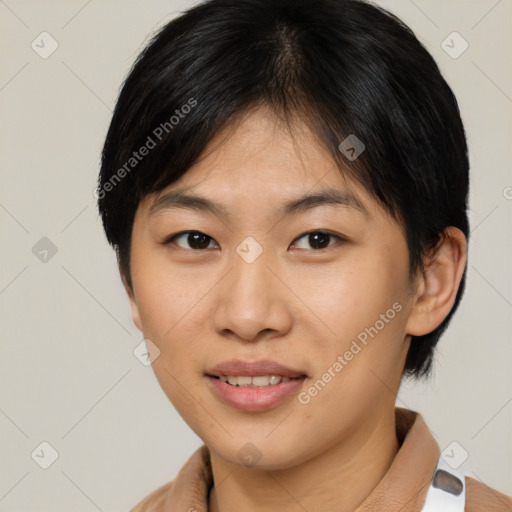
[130,408,512,511]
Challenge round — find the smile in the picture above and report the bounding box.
[214,375,298,387]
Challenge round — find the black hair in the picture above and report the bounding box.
[97,0,469,379]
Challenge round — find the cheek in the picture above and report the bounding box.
[131,261,210,418]
[298,250,407,339]
[296,248,410,392]
[129,247,215,401]
[131,246,207,338]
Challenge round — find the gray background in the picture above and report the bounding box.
[0,0,511,510]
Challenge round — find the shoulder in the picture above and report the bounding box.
[129,479,175,512]
[465,476,512,511]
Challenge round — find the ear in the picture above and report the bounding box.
[118,261,143,332]
[405,227,467,336]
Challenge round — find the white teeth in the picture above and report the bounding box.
[217,375,294,387]
[253,376,272,386]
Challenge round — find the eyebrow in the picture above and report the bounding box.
[149,187,368,219]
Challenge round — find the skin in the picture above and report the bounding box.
[124,106,467,512]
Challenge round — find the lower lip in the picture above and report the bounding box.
[206,375,306,412]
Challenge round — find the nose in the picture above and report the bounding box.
[212,247,293,342]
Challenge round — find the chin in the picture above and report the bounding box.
[205,434,312,471]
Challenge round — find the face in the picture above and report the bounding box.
[127,107,417,469]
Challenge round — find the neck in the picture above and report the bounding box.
[208,407,399,512]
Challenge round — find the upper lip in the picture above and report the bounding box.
[206,359,307,378]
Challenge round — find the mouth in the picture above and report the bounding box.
[208,374,306,388]
[205,359,308,412]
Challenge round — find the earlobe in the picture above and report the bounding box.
[127,289,143,333]
[120,268,143,333]
[405,227,467,337]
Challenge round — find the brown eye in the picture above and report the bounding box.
[166,231,218,250]
[291,231,341,250]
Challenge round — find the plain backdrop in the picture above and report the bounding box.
[0,0,511,510]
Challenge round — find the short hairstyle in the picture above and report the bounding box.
[97,0,469,379]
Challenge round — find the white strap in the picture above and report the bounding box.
[421,456,466,511]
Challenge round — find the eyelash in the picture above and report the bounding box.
[162,230,344,252]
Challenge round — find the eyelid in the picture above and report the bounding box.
[162,230,219,249]
[290,230,344,250]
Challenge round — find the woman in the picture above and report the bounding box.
[97,0,512,510]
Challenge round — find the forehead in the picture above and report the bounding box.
[146,107,377,218]
[188,107,339,187]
